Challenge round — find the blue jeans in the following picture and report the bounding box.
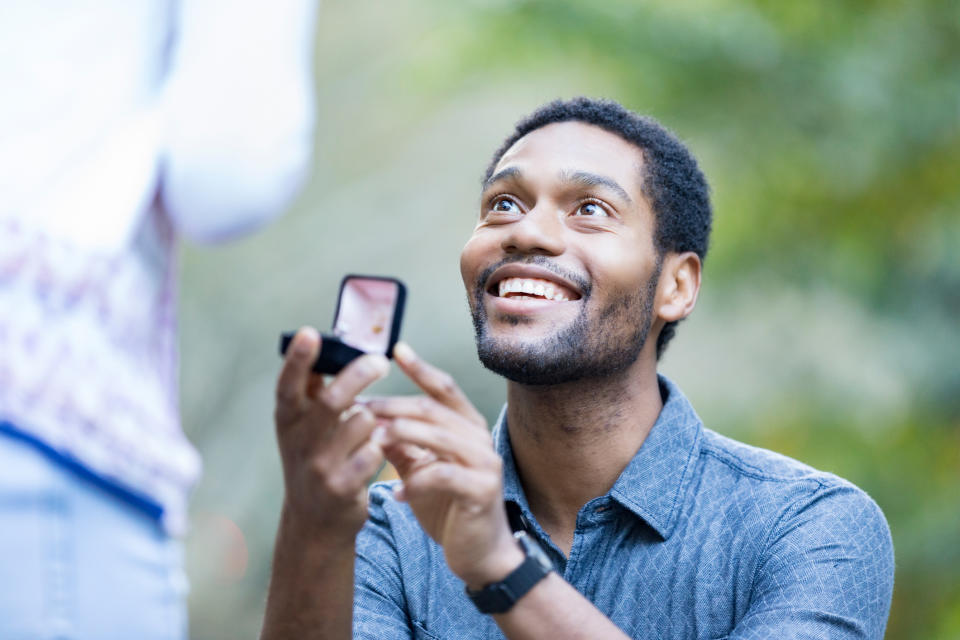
[0,431,188,640]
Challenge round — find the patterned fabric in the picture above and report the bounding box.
[354,375,894,639]
[0,0,316,536]
[0,214,199,534]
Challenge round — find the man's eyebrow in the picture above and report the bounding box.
[482,167,522,191]
[559,170,633,205]
[481,167,634,205]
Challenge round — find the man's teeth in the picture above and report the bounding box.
[497,277,570,301]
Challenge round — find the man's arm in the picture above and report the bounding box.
[260,328,390,640]
[261,507,356,639]
[368,343,631,640]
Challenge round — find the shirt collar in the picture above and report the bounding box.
[493,374,703,541]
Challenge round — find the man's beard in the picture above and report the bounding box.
[470,256,662,386]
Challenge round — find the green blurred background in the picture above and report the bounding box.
[178,1,960,637]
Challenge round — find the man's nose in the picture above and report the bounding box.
[500,206,566,256]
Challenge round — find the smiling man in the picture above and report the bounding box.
[260,98,894,639]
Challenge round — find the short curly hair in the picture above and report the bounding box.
[485,97,713,360]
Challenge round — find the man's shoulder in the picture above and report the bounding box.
[698,427,835,484]
[693,427,889,539]
[656,375,862,496]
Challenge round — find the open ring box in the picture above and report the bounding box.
[280,275,407,375]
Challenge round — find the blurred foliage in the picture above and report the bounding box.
[438,0,960,292]
[179,1,959,638]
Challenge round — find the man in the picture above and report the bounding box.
[261,98,894,639]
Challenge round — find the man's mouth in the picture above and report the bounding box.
[496,277,574,302]
[476,260,587,316]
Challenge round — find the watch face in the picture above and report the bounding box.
[514,531,554,573]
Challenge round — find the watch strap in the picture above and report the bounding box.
[465,552,550,614]
[465,528,555,615]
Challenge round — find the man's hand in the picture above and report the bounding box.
[262,326,391,640]
[367,342,524,589]
[274,326,390,541]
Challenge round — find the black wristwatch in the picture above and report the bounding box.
[465,531,554,614]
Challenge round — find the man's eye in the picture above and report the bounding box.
[491,197,520,213]
[575,202,609,217]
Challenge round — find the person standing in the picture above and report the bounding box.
[0,1,317,638]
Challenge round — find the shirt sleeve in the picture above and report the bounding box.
[729,481,895,640]
[353,484,415,639]
[159,0,317,245]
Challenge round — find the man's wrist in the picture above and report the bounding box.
[461,543,526,591]
[465,532,555,615]
[278,502,359,552]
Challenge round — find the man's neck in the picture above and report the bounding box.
[504,355,663,555]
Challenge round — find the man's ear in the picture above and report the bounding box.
[657,252,702,323]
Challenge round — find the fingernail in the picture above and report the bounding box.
[393,483,406,501]
[370,355,390,377]
[370,426,386,445]
[393,341,414,364]
[294,327,317,354]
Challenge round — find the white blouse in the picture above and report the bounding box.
[0,0,317,535]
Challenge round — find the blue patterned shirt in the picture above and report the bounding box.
[354,376,894,639]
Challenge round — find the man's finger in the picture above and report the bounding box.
[383,417,499,469]
[392,342,485,425]
[275,327,321,423]
[398,461,500,505]
[322,406,378,462]
[338,439,387,490]
[319,354,391,414]
[364,396,478,440]
[382,441,436,478]
[305,371,326,400]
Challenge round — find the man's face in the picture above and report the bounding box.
[460,121,663,385]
